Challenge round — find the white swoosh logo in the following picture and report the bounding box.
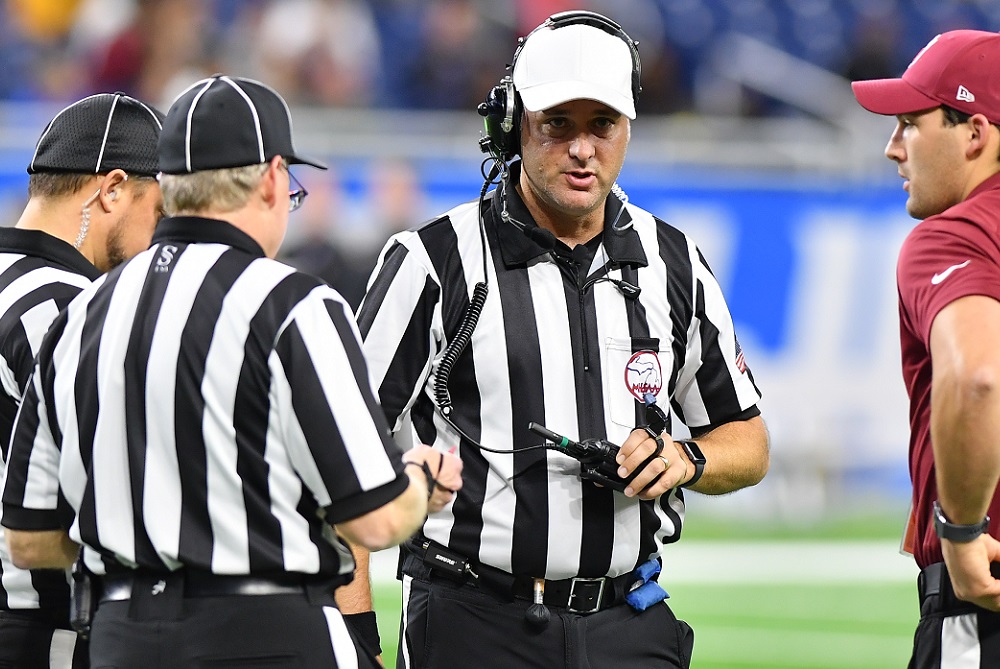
[931,260,971,285]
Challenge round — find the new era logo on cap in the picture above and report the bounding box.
[28,93,164,176]
[158,75,326,175]
[957,85,976,103]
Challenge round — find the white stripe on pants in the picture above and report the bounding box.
[48,628,79,669]
[400,573,414,669]
[324,606,359,669]
[942,613,980,668]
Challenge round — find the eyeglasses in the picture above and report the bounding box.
[287,169,308,213]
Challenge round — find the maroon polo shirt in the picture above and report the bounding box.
[898,171,1000,568]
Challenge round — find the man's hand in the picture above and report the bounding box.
[941,534,1000,610]
[615,429,691,499]
[403,444,463,513]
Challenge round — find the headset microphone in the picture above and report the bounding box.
[502,208,556,250]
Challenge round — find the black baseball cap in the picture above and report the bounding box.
[28,93,164,176]
[158,75,327,174]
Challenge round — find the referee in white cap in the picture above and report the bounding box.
[358,10,768,669]
[0,91,164,669]
[1,74,462,668]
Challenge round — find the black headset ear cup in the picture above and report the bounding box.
[477,77,520,161]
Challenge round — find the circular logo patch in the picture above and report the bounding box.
[624,350,662,401]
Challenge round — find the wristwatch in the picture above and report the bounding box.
[932,500,990,543]
[677,440,706,488]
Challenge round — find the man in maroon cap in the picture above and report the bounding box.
[853,30,1000,667]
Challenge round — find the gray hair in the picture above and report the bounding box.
[159,162,272,216]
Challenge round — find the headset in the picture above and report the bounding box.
[477,10,642,163]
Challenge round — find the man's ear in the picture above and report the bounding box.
[965,114,997,159]
[260,156,284,211]
[96,170,129,212]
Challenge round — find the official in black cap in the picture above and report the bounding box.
[27,92,166,271]
[0,92,164,669]
[2,75,463,669]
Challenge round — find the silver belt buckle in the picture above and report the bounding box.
[567,577,606,614]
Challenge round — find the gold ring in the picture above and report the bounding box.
[659,455,670,471]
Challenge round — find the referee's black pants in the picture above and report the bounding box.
[910,562,1000,668]
[0,610,87,669]
[89,572,379,669]
[398,550,694,669]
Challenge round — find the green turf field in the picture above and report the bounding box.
[667,582,915,668]
[371,514,920,668]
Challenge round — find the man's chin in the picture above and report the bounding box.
[906,198,944,221]
[556,190,604,216]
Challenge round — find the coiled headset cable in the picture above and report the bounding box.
[431,157,636,461]
[432,158,551,458]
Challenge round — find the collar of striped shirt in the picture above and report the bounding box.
[0,227,103,279]
[492,183,647,269]
[150,216,266,258]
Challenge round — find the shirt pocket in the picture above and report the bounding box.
[605,336,668,429]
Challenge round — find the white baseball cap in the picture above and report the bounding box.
[512,23,637,120]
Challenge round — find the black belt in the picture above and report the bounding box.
[404,539,640,614]
[917,561,1000,616]
[505,567,633,614]
[97,570,338,603]
[0,607,72,629]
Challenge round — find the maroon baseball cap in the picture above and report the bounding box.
[852,30,1000,125]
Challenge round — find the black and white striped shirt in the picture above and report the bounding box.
[2,217,408,578]
[358,173,761,580]
[0,228,97,618]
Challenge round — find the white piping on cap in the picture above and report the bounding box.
[184,79,216,173]
[28,93,105,172]
[133,98,163,130]
[236,76,296,152]
[220,76,265,164]
[94,94,120,173]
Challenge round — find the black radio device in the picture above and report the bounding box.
[528,400,667,492]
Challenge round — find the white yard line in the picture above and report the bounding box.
[370,539,919,585]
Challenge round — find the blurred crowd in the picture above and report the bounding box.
[2,0,999,118]
[275,158,427,310]
[1,0,999,305]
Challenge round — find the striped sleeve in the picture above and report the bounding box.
[0,260,90,458]
[273,286,408,524]
[670,236,761,430]
[356,233,443,431]
[1,332,66,531]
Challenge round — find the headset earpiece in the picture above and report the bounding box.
[477,76,519,162]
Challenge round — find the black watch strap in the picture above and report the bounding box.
[678,440,705,488]
[933,500,990,543]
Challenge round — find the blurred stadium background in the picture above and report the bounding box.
[5,0,996,666]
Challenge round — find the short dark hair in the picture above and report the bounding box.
[27,173,156,201]
[941,105,972,126]
[27,173,94,200]
[941,105,1000,160]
